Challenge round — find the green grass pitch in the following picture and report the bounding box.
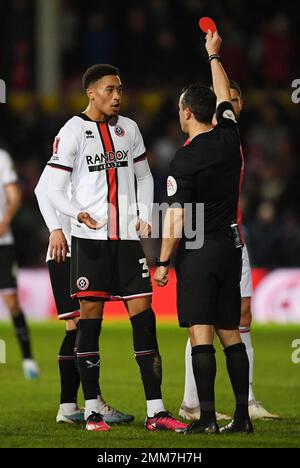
[0,321,299,448]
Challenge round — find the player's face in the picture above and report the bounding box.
[89,75,123,118]
[230,88,243,120]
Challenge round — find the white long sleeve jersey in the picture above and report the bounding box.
[0,149,18,245]
[47,114,152,241]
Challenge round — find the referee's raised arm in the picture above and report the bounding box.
[205,30,231,105]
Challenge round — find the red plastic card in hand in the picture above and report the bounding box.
[199,17,217,34]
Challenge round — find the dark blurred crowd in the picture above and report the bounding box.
[0,0,300,268]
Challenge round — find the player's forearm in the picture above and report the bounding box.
[3,184,22,223]
[47,169,80,220]
[210,59,231,103]
[159,208,184,261]
[136,175,154,225]
[35,187,62,233]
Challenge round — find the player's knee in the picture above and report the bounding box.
[240,297,252,327]
[79,299,104,319]
[216,328,241,348]
[65,318,78,331]
[126,296,152,317]
[3,293,20,316]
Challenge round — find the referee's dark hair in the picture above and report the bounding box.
[181,84,216,124]
[82,64,120,90]
[229,79,242,97]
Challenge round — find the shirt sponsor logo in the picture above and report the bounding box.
[167,176,177,196]
[53,137,60,155]
[86,151,129,171]
[114,125,125,137]
[77,276,89,291]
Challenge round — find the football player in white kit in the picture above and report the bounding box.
[46,64,188,432]
[0,147,39,379]
[179,81,280,421]
[35,167,135,425]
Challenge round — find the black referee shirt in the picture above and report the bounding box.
[167,101,242,239]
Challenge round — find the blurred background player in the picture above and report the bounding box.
[35,164,134,425]
[0,147,39,379]
[179,80,280,421]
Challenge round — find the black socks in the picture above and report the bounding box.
[192,344,216,425]
[224,342,249,421]
[76,319,102,401]
[12,312,32,359]
[130,309,162,400]
[58,329,80,404]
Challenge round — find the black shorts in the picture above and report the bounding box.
[70,237,153,301]
[48,258,80,320]
[175,238,242,329]
[0,244,17,292]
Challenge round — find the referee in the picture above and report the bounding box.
[154,30,253,434]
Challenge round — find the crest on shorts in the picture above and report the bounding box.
[77,276,89,291]
[167,176,177,196]
[114,125,125,137]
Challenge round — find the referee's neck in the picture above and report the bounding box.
[188,123,214,141]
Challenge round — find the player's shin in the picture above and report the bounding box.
[76,318,102,418]
[130,309,165,417]
[12,311,33,360]
[239,327,255,401]
[58,329,80,406]
[183,338,199,408]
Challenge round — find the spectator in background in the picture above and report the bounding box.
[244,100,293,208]
[248,202,283,267]
[82,13,116,67]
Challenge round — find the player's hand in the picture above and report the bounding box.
[205,30,222,56]
[49,229,69,263]
[0,219,10,237]
[77,212,107,230]
[136,219,151,238]
[154,266,169,287]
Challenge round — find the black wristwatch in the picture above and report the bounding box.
[155,258,170,267]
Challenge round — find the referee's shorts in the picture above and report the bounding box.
[175,237,242,329]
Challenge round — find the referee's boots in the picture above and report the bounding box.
[220,417,254,434]
[184,419,219,435]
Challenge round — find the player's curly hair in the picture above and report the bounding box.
[82,64,119,90]
[181,84,216,124]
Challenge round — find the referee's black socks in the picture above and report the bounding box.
[192,344,217,425]
[12,311,33,360]
[224,342,250,421]
[130,309,162,400]
[76,318,102,401]
[58,329,80,404]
